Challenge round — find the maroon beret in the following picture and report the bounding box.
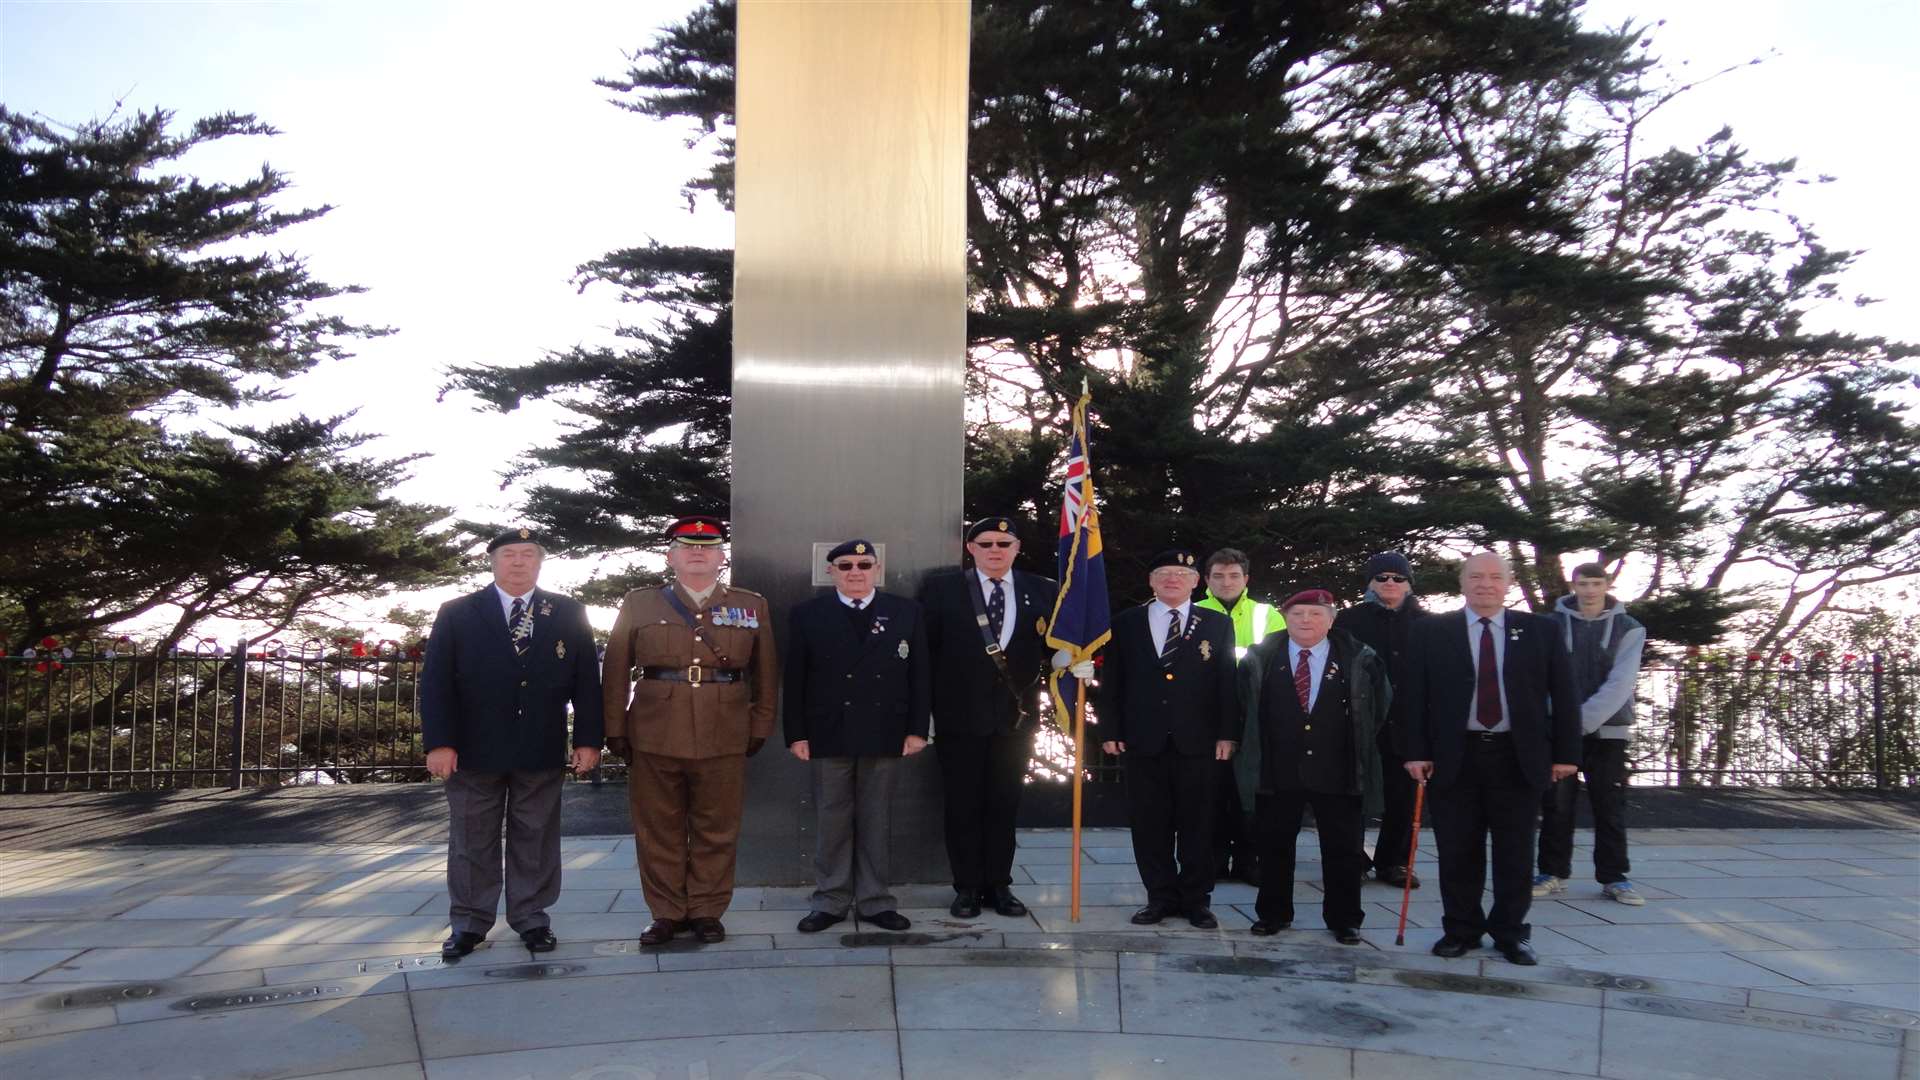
[1282,589,1337,610]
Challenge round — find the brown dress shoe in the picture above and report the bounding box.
[638,918,679,946]
[690,917,726,943]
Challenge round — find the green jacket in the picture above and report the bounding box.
[1196,591,1286,657]
[1234,628,1390,817]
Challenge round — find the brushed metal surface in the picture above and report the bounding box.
[731,0,971,887]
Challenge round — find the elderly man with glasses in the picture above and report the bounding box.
[917,516,1058,919]
[783,539,930,933]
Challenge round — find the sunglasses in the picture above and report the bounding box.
[971,540,1016,549]
[832,560,876,572]
[1372,574,1409,583]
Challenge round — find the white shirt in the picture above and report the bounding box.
[1148,599,1193,655]
[1464,607,1513,733]
[974,569,1016,650]
[1286,637,1331,712]
[837,591,876,610]
[495,584,534,623]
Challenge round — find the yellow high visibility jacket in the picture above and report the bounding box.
[1196,591,1286,660]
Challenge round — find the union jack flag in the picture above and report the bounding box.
[1045,389,1111,721]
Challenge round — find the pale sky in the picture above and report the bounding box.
[2,0,1911,639]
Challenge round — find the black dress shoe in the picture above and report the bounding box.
[1431,935,1478,958]
[1130,904,1170,925]
[1248,920,1290,936]
[1185,907,1219,930]
[689,917,726,943]
[1377,866,1421,889]
[991,888,1027,917]
[638,918,679,946]
[1496,939,1539,965]
[519,926,557,952]
[864,910,912,932]
[441,930,484,960]
[949,891,982,918]
[1331,927,1362,945]
[796,911,846,933]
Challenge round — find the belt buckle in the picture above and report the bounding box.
[687,663,703,687]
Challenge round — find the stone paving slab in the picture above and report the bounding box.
[2,824,1918,1079]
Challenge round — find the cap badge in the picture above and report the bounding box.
[855,543,867,554]
[518,528,530,539]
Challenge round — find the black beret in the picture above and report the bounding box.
[826,539,878,563]
[665,515,729,545]
[1149,548,1200,572]
[966,516,1020,542]
[487,527,546,554]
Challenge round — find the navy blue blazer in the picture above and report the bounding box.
[918,568,1058,736]
[1400,607,1581,791]
[1092,603,1240,755]
[421,585,604,773]
[782,591,931,757]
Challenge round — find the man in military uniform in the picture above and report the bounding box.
[1093,548,1240,929]
[422,528,603,960]
[919,516,1057,919]
[784,539,930,933]
[603,515,779,945]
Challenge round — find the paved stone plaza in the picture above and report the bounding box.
[0,825,1915,1079]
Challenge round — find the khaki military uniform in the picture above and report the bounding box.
[604,581,778,921]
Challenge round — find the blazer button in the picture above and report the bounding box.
[520,680,528,688]
[1304,724,1311,731]
[1306,749,1314,756]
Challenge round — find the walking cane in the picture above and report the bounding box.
[1394,779,1427,946]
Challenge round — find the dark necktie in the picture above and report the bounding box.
[1294,647,1313,710]
[850,598,863,610]
[509,597,532,657]
[986,578,1005,641]
[1477,616,1503,728]
[1161,609,1181,657]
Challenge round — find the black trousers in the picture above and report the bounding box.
[936,729,1032,894]
[1254,789,1367,930]
[1123,745,1216,909]
[1538,736,1632,884]
[1430,733,1537,947]
[1211,760,1248,865]
[1370,728,1419,874]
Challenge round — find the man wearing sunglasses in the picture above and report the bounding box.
[918,516,1058,919]
[783,539,930,933]
[1333,552,1426,889]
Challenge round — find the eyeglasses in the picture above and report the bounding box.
[1372,574,1409,583]
[971,540,1016,549]
[832,561,876,572]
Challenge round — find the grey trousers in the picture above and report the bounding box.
[445,767,564,935]
[809,755,901,916]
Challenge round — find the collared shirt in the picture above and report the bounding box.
[1286,637,1331,712]
[495,584,534,623]
[1148,599,1193,655]
[836,590,876,610]
[973,569,1016,650]
[683,580,718,607]
[1465,607,1513,733]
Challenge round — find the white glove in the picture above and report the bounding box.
[1069,660,1095,680]
[1051,648,1073,670]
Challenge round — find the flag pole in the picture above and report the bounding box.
[1071,679,1085,922]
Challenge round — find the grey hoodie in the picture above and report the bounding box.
[1550,593,1645,740]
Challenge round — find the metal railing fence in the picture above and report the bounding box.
[3,645,1913,793]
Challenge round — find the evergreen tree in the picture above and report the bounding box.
[0,108,466,652]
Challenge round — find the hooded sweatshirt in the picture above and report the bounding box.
[1550,593,1646,740]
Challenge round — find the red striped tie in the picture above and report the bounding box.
[1294,647,1312,710]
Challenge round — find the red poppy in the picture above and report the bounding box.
[33,660,62,674]
[38,636,58,650]
[349,641,368,658]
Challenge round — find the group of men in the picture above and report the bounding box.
[421,517,1644,968]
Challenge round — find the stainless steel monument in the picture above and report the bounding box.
[730,0,972,885]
